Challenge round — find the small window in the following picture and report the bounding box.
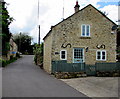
[60,50,67,60]
[82,25,85,36]
[86,25,90,36]
[81,24,90,37]
[96,50,106,61]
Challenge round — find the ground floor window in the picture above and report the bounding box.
[73,48,84,63]
[96,50,106,61]
[60,50,67,60]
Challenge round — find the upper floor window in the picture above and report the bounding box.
[96,50,106,61]
[60,50,67,60]
[81,24,90,37]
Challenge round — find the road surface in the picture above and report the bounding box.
[2,55,89,98]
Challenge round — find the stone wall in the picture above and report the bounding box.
[9,38,18,57]
[44,5,116,73]
[43,31,52,73]
[51,5,116,64]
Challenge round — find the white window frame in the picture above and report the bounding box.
[60,50,67,60]
[96,50,106,61]
[81,24,90,37]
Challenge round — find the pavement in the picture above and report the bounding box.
[61,77,119,98]
[2,55,89,97]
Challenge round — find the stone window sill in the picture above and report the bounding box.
[79,37,91,39]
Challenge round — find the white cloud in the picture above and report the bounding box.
[5,0,118,43]
[6,0,37,28]
[100,0,119,2]
[99,5,118,24]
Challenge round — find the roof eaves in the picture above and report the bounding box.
[43,29,52,40]
[89,4,117,25]
[43,4,117,40]
[43,5,91,40]
[53,4,91,28]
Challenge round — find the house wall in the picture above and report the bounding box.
[44,5,116,73]
[9,38,18,57]
[51,5,116,65]
[43,32,52,73]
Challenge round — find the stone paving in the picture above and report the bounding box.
[61,77,119,98]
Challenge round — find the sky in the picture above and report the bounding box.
[4,0,119,44]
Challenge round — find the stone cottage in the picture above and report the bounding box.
[43,1,117,74]
[9,35,18,58]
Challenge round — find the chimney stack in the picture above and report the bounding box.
[74,0,80,13]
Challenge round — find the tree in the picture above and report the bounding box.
[33,43,43,65]
[117,26,120,61]
[13,32,33,54]
[117,26,120,48]
[1,1,14,55]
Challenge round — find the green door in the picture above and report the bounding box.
[73,48,84,63]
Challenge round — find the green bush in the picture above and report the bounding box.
[0,57,17,67]
[117,50,120,53]
[25,52,29,55]
[34,55,37,65]
[33,43,43,65]
[10,55,14,60]
[16,52,21,58]
[0,58,7,67]
[0,58,2,63]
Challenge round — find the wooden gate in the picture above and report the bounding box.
[52,61,85,73]
[86,65,96,76]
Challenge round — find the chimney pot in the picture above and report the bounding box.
[74,1,80,13]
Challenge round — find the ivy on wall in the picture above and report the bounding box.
[1,1,14,55]
[33,43,43,65]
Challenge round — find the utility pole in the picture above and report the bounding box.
[38,0,40,45]
[63,0,65,20]
[62,0,64,20]
[19,32,21,52]
[38,25,40,45]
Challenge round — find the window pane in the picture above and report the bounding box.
[74,52,77,58]
[61,51,66,60]
[102,52,105,55]
[97,52,101,56]
[74,48,83,59]
[62,51,65,54]
[97,56,101,60]
[86,25,90,36]
[102,56,105,60]
[97,51,101,60]
[82,25,85,36]
[62,55,65,59]
[102,51,106,60]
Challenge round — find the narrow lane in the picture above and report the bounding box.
[2,55,89,97]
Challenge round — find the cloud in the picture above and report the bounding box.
[6,0,37,28]
[99,0,119,3]
[99,5,118,24]
[5,0,118,43]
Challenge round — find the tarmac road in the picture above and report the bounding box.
[2,55,89,98]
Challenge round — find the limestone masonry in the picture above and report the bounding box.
[43,3,117,73]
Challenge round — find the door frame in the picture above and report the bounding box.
[73,48,85,63]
